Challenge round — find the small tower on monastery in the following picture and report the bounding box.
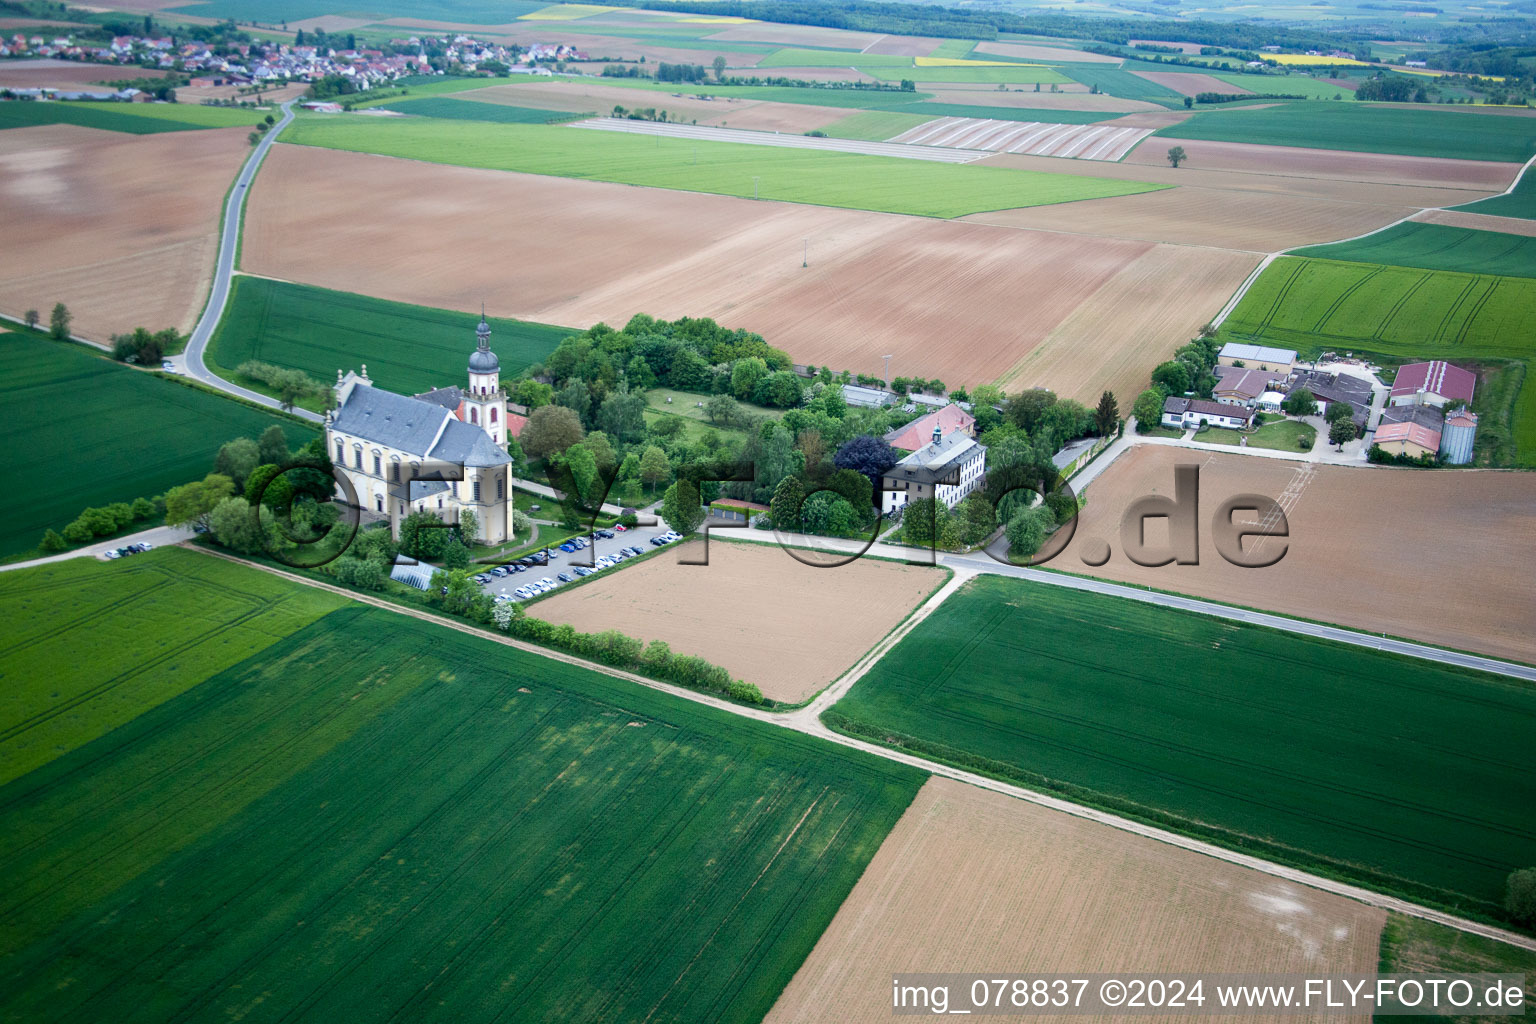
[463,308,507,444]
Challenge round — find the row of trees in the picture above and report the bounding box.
[111,326,182,365]
[236,360,334,411]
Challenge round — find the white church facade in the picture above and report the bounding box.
[325,315,516,546]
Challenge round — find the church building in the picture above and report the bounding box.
[325,315,515,546]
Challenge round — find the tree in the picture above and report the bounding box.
[770,474,804,528]
[1329,417,1357,449]
[243,463,294,511]
[1005,506,1053,558]
[730,356,768,401]
[1282,387,1318,416]
[584,432,618,474]
[442,537,470,569]
[1094,390,1120,435]
[556,378,594,426]
[1507,868,1536,926]
[661,478,705,535]
[257,424,290,467]
[713,55,727,80]
[1151,360,1192,395]
[164,474,236,530]
[971,383,1005,408]
[459,507,479,543]
[215,438,261,491]
[24,309,38,331]
[49,302,70,340]
[1324,401,1355,424]
[400,509,451,560]
[39,528,67,552]
[827,467,873,512]
[332,555,385,591]
[706,392,740,427]
[521,404,584,459]
[1167,145,1188,168]
[208,496,270,553]
[956,494,996,546]
[1132,388,1166,432]
[596,384,647,444]
[833,434,898,487]
[1005,388,1057,433]
[639,445,671,495]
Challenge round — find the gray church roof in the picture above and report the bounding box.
[434,417,512,468]
[332,379,510,470]
[415,385,464,411]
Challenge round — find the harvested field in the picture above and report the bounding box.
[997,244,1258,403]
[1066,445,1536,665]
[1123,138,1522,190]
[965,186,1416,250]
[768,777,1385,1024]
[0,123,249,340]
[1414,206,1536,238]
[463,81,848,129]
[180,81,307,104]
[0,57,166,89]
[1133,69,1254,96]
[889,116,1152,161]
[974,39,1122,63]
[531,539,946,704]
[1130,38,1205,53]
[862,35,941,56]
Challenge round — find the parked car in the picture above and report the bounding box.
[490,567,508,577]
[538,577,555,588]
[105,549,121,560]
[572,567,593,577]
[514,587,531,599]
[558,542,576,553]
[627,546,644,556]
[595,529,615,539]
[614,524,627,532]
[557,572,574,583]
[649,536,666,546]
[473,574,491,584]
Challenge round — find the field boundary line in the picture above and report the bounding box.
[184,543,1536,954]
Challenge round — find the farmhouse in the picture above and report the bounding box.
[1288,369,1372,427]
[1162,397,1255,430]
[883,403,975,452]
[1218,342,1296,374]
[1389,360,1475,409]
[1375,404,1478,463]
[882,427,986,515]
[325,316,515,545]
[1213,365,1283,408]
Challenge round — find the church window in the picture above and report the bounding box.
[473,481,482,502]
[375,494,383,512]
[353,448,362,469]
[497,477,504,499]
[373,454,381,476]
[490,407,498,423]
[392,462,400,483]
[335,439,344,463]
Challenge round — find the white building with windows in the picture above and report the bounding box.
[881,426,986,515]
[324,316,515,545]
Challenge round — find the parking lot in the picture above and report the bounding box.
[474,516,683,604]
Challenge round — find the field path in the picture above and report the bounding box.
[186,543,1536,955]
[177,99,325,425]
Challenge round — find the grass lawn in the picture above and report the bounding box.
[1293,221,1536,280]
[0,100,268,134]
[0,547,345,786]
[642,387,784,443]
[207,276,572,398]
[1378,913,1536,1011]
[1199,418,1316,450]
[756,47,922,68]
[1157,101,1536,161]
[0,332,314,559]
[1135,424,1187,438]
[282,116,1167,218]
[827,574,1536,917]
[1219,255,1536,464]
[0,554,923,1022]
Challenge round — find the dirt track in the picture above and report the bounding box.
[528,539,946,703]
[1063,446,1536,666]
[768,777,1384,1024]
[0,124,249,340]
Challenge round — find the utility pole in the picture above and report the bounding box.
[883,354,893,389]
[753,175,760,200]
[802,238,808,268]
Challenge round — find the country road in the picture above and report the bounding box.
[178,99,325,425]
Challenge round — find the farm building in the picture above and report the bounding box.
[841,383,894,409]
[1440,409,1478,464]
[1051,435,1108,478]
[1389,360,1475,409]
[325,316,515,546]
[1213,365,1283,408]
[882,427,987,515]
[884,403,975,452]
[1288,370,1372,427]
[1374,418,1441,460]
[1161,397,1255,430]
[1218,342,1296,374]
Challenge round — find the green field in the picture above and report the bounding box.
[819,109,936,140]
[208,277,572,398]
[0,333,313,559]
[827,575,1536,914]
[0,547,345,785]
[0,100,268,134]
[1453,165,1536,220]
[0,553,923,1022]
[755,47,922,68]
[281,117,1167,218]
[1207,72,1355,99]
[1218,255,1536,463]
[1063,66,1184,106]
[1159,102,1536,161]
[869,64,1071,85]
[1294,222,1536,278]
[379,95,588,123]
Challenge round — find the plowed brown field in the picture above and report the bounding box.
[244,145,1171,394]
[1061,446,1536,666]
[1122,138,1521,190]
[0,123,249,340]
[529,539,946,703]
[1133,70,1253,96]
[767,777,1384,1024]
[1413,207,1536,238]
[998,245,1258,402]
[0,57,167,89]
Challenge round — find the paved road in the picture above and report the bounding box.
[570,117,988,163]
[177,100,324,424]
[0,525,193,573]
